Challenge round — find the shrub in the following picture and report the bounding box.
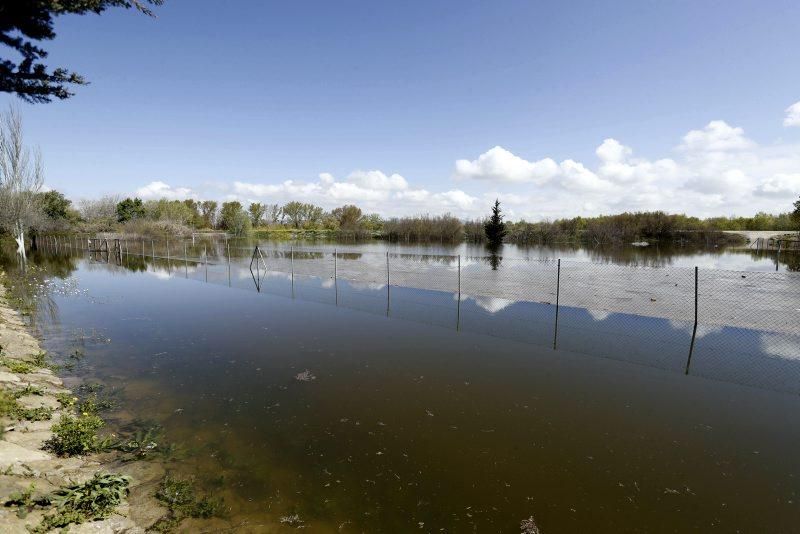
[43,414,107,456]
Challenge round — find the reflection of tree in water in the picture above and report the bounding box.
[486,243,502,271]
[0,246,79,327]
[778,251,800,272]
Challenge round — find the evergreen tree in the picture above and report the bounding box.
[484,199,507,245]
[0,1,163,103]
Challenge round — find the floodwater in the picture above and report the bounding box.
[3,243,800,532]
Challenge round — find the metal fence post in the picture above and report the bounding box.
[386,252,390,316]
[290,246,294,297]
[457,254,461,331]
[184,241,188,278]
[204,246,208,282]
[227,241,231,287]
[553,259,561,350]
[166,239,170,274]
[151,239,155,261]
[685,266,699,375]
[334,248,338,305]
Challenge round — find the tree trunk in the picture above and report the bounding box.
[14,223,26,261]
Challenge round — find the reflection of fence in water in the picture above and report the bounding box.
[41,237,800,394]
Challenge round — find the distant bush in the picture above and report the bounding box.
[383,214,463,241]
[120,218,193,237]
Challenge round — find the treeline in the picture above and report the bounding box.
[27,189,800,244]
[38,194,389,238]
[495,211,799,245]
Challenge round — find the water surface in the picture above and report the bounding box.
[4,248,800,532]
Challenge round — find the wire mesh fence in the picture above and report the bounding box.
[39,235,800,395]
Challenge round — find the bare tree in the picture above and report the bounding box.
[0,107,43,259]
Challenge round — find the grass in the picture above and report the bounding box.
[150,475,223,532]
[0,389,53,422]
[43,414,110,456]
[0,357,36,374]
[13,383,45,397]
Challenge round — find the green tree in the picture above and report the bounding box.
[219,201,251,236]
[115,197,145,222]
[219,201,243,230]
[483,199,507,245]
[331,204,363,232]
[282,201,305,228]
[182,199,202,227]
[0,1,163,103]
[200,200,217,228]
[248,202,266,226]
[40,190,71,219]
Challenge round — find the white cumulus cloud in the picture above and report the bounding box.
[784,101,800,127]
[453,146,559,184]
[136,181,196,200]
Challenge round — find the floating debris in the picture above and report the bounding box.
[520,515,541,533]
[280,514,305,527]
[295,369,316,382]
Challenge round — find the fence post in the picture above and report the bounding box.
[457,255,461,331]
[227,242,231,287]
[204,246,208,282]
[553,258,561,350]
[151,239,155,261]
[386,252,390,316]
[166,239,170,274]
[290,246,294,297]
[142,239,145,258]
[334,248,338,305]
[685,266,699,375]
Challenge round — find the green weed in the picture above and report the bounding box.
[33,472,131,533]
[0,357,35,374]
[151,475,223,532]
[43,414,110,456]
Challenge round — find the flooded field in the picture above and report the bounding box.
[2,243,800,532]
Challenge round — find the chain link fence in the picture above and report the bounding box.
[40,235,800,394]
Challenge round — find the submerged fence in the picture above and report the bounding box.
[38,235,800,395]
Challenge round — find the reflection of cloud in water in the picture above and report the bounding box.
[667,320,724,340]
[321,278,335,289]
[145,270,171,280]
[587,309,612,321]
[454,293,514,314]
[239,269,292,281]
[348,281,386,291]
[760,332,800,360]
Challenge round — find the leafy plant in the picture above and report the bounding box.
[55,392,77,408]
[43,414,109,456]
[151,475,222,531]
[79,393,117,415]
[111,424,162,461]
[33,473,131,533]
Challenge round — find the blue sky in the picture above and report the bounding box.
[4,0,800,220]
